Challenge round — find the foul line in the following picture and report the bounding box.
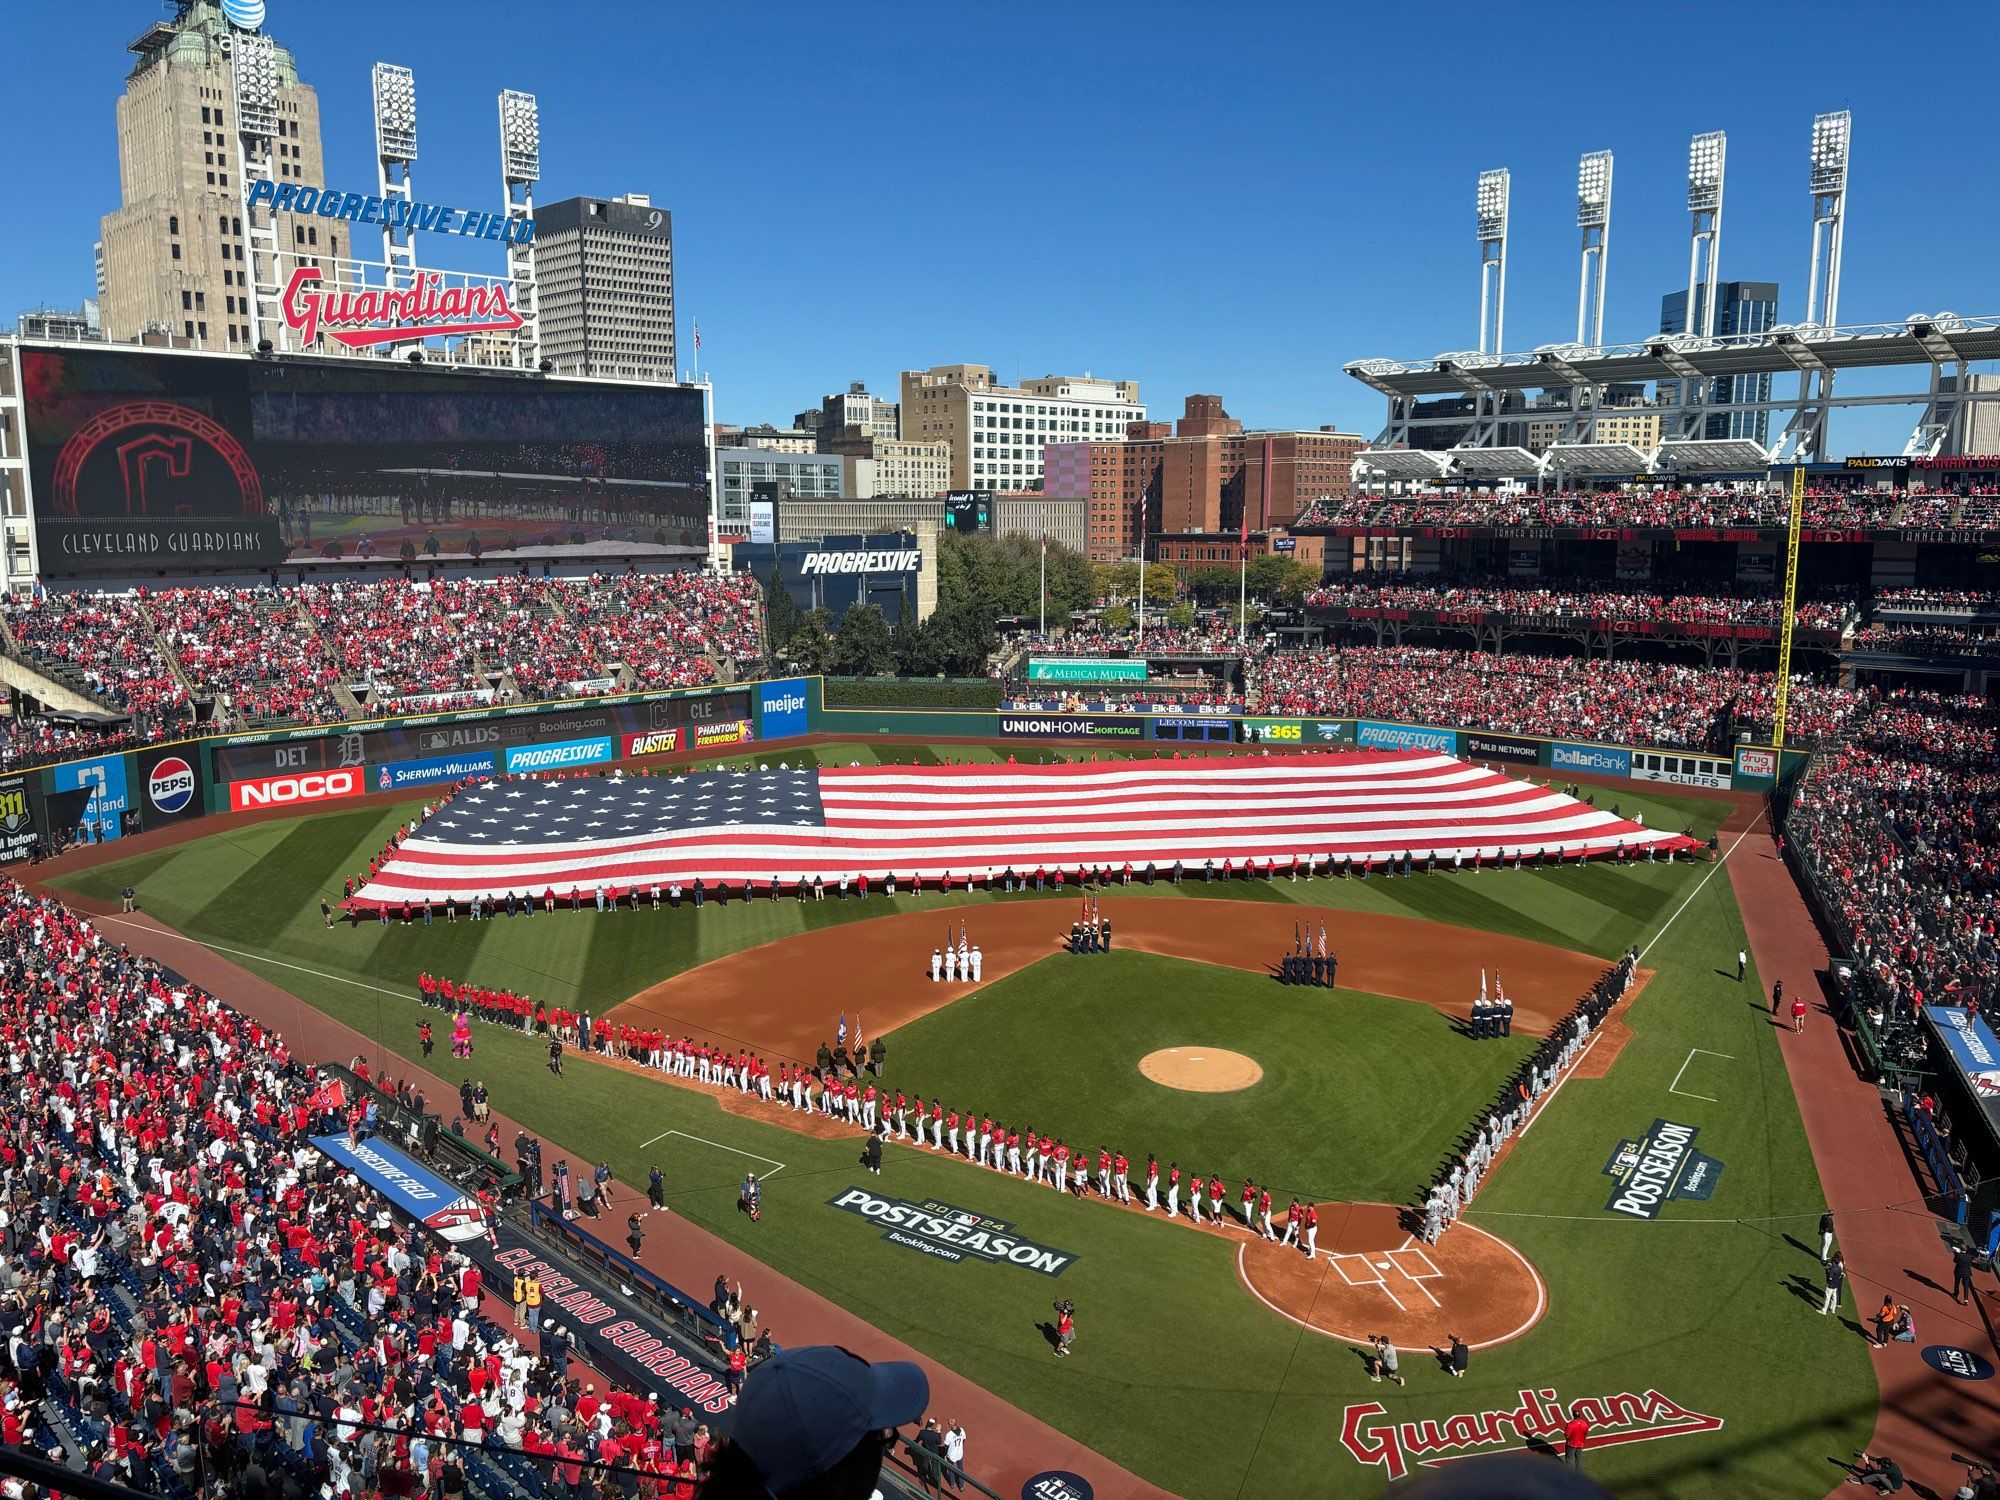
[1668,1046,1734,1103]
[94,917,421,1002]
[643,1128,786,1178]
[1636,816,1761,962]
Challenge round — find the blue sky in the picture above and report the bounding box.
[5,2,1997,453]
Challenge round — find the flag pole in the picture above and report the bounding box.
[1136,487,1147,647]
[1039,507,1047,636]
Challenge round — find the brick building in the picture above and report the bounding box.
[1043,395,1361,562]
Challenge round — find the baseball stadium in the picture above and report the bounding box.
[1,6,1999,1500]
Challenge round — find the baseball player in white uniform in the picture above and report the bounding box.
[1144,1158,1160,1212]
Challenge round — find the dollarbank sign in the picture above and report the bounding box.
[281,266,524,349]
[1339,1387,1723,1481]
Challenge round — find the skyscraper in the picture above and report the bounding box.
[1659,280,1780,444]
[98,0,334,348]
[533,194,677,380]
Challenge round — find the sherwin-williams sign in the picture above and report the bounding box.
[1027,657,1147,682]
[828,1188,1076,1275]
[1602,1119,1723,1218]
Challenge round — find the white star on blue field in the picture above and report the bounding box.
[422,769,826,845]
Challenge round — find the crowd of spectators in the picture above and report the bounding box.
[0,717,140,773]
[1871,587,2000,616]
[298,580,489,705]
[148,587,346,728]
[1295,482,2000,534]
[1787,696,2000,1014]
[1251,646,1868,751]
[551,572,763,691]
[0,593,190,726]
[1302,574,1862,632]
[1010,624,1244,657]
[1849,623,2000,658]
[0,876,749,1499]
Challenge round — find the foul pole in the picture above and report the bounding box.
[1771,465,1806,748]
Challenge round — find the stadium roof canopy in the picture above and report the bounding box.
[1343,314,2000,399]
[1542,442,1652,475]
[1654,438,1773,472]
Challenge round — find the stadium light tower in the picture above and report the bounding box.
[1574,152,1612,348]
[228,23,282,351]
[1685,132,1725,337]
[499,89,541,370]
[1798,110,1852,458]
[372,64,418,294]
[1475,169,1510,356]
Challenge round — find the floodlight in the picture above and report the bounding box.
[1809,111,1850,195]
[499,90,541,183]
[1687,132,1724,212]
[230,32,278,139]
[1475,169,1509,241]
[1576,151,1612,229]
[373,63,417,162]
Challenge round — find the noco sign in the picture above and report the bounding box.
[229,767,365,811]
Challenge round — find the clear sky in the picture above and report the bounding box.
[5,1,1997,453]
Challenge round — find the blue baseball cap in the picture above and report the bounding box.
[730,1346,929,1496]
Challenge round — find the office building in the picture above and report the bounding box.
[1523,402,1664,455]
[16,305,104,342]
[99,0,333,348]
[1659,280,1779,445]
[820,382,899,442]
[729,425,817,454]
[818,432,950,498]
[900,363,1145,494]
[1939,374,2000,458]
[1043,395,1361,561]
[717,447,843,531]
[534,194,676,380]
[993,494,1088,556]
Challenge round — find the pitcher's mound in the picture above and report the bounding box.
[1140,1047,1263,1092]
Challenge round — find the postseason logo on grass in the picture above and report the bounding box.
[1602,1119,1725,1219]
[828,1188,1076,1276]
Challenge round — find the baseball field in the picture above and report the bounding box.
[53,739,1877,1497]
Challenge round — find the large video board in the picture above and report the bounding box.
[21,344,709,576]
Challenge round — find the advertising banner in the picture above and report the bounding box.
[135,744,203,828]
[691,719,754,749]
[372,752,496,792]
[503,738,614,774]
[1237,718,1354,747]
[230,765,366,812]
[0,776,41,863]
[1356,721,1459,755]
[758,679,810,739]
[1026,658,1148,683]
[1930,1008,2000,1122]
[997,714,1147,740]
[1733,746,1780,790]
[748,500,776,545]
[622,728,684,758]
[1551,741,1632,778]
[50,755,130,842]
[310,1135,488,1243]
[1630,751,1732,790]
[1149,716,1233,743]
[1602,1119,1724,1218]
[1463,731,1543,767]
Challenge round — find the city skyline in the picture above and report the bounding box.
[4,2,1998,454]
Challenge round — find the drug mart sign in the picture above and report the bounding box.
[828,1188,1076,1276]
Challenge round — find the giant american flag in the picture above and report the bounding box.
[346,752,1691,908]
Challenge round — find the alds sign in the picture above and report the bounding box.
[1340,1387,1723,1482]
[230,768,364,811]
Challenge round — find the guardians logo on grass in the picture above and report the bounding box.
[1339,1387,1723,1481]
[828,1188,1076,1276]
[1603,1118,1724,1218]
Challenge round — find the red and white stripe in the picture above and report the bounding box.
[350,752,1689,907]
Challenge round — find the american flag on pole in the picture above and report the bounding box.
[347,753,1693,908]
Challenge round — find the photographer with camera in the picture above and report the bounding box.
[1846,1450,1906,1493]
[1053,1299,1076,1358]
[1955,1454,2000,1500]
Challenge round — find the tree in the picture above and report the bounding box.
[1101,603,1133,632]
[787,610,835,674]
[1183,564,1238,605]
[1166,601,1197,630]
[764,565,801,655]
[829,601,895,676]
[1246,553,1317,605]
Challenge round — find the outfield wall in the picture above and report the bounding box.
[0,672,1802,857]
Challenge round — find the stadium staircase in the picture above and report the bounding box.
[285,594,366,719]
[0,649,113,718]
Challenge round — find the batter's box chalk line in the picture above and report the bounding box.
[641,1128,786,1178]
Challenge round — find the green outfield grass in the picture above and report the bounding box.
[881,950,1534,1206]
[51,749,1874,1498]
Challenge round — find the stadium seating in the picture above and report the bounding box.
[1302,575,1859,631]
[1295,482,2000,534]
[0,876,731,1498]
